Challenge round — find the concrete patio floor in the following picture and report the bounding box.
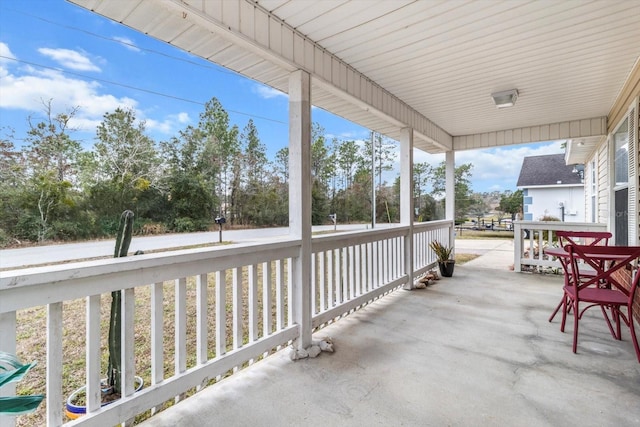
[141,265,640,427]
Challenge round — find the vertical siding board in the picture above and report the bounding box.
[222,0,240,32]
[269,18,282,55]
[239,0,254,39]
[254,8,269,48]
[282,27,294,62]
[540,124,550,141]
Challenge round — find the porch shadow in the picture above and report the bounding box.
[140,266,640,427]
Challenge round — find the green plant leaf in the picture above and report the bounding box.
[0,363,34,388]
[0,395,45,415]
[0,351,24,372]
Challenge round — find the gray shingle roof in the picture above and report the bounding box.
[516,154,583,187]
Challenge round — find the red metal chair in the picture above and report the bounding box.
[562,244,640,362]
[548,231,612,322]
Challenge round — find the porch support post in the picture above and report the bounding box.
[445,150,456,249]
[289,69,312,350]
[400,127,415,290]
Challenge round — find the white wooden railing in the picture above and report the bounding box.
[0,220,452,427]
[513,220,608,272]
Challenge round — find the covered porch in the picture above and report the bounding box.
[2,1,640,426]
[139,264,640,427]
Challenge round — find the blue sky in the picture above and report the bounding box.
[0,0,564,193]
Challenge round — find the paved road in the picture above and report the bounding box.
[0,224,375,270]
[0,226,514,271]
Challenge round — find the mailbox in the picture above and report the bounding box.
[215,217,226,225]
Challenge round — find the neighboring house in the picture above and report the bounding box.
[517,154,585,222]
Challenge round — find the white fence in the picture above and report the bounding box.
[513,220,608,272]
[0,220,452,427]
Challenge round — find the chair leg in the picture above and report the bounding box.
[599,305,621,340]
[549,297,564,322]
[560,294,569,332]
[629,310,640,364]
[572,300,579,353]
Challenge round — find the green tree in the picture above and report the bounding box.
[89,107,160,219]
[0,136,26,244]
[431,162,474,221]
[21,101,83,241]
[197,98,240,220]
[160,125,213,231]
[499,189,523,219]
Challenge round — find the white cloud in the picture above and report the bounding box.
[145,112,192,135]
[410,141,565,192]
[0,42,16,62]
[253,84,287,99]
[113,36,141,52]
[38,48,101,72]
[0,66,137,134]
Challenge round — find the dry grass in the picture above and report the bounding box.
[455,253,480,265]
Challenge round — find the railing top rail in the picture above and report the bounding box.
[1,237,300,294]
[514,221,608,231]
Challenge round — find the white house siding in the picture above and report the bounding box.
[597,142,610,224]
[523,186,585,222]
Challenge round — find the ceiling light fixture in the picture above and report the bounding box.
[491,89,518,109]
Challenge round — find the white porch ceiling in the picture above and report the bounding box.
[68,0,640,154]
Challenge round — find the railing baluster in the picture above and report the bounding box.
[123,288,135,400]
[354,245,360,297]
[262,261,272,337]
[151,282,164,416]
[47,302,63,426]
[175,278,187,403]
[334,248,341,304]
[248,264,258,343]
[196,274,208,366]
[276,260,284,330]
[287,258,293,327]
[311,254,316,315]
[216,270,227,357]
[342,246,349,302]
[233,268,242,351]
[327,250,334,309]
[85,296,101,415]
[319,251,326,312]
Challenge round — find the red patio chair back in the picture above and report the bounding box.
[563,244,640,362]
[556,230,612,247]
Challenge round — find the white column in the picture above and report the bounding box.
[400,128,414,290]
[445,150,456,250]
[289,69,312,350]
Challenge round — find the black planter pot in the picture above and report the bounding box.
[438,261,455,277]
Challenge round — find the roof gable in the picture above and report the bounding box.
[517,154,583,187]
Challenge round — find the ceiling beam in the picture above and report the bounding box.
[453,116,606,151]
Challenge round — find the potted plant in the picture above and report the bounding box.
[429,240,455,277]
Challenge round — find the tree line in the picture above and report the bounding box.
[0,97,521,247]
